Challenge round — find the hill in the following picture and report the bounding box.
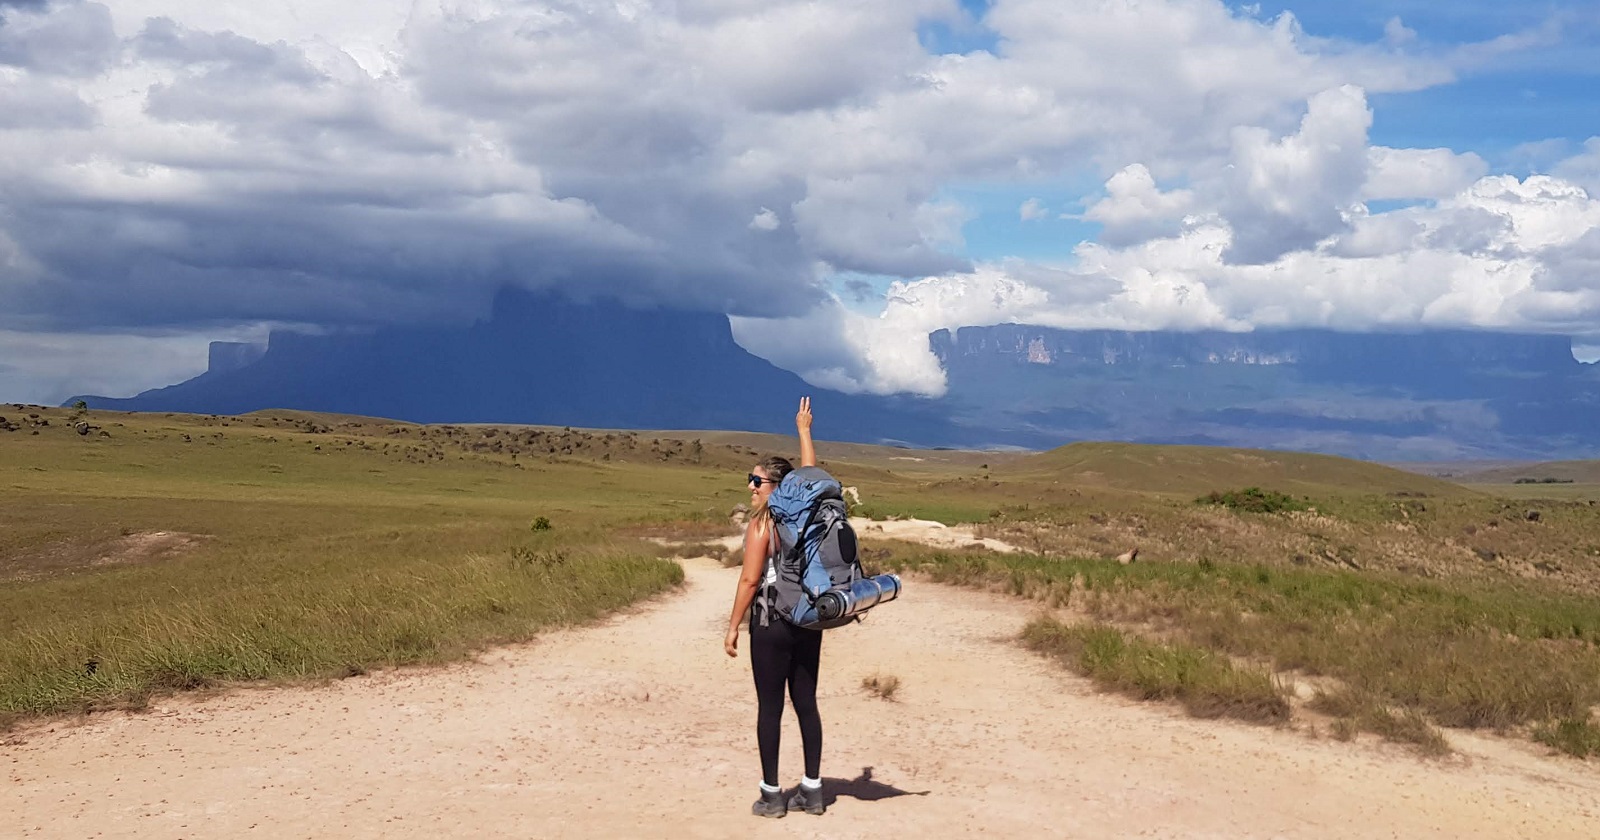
[1000,441,1473,498]
[1450,460,1600,485]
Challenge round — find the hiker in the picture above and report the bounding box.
[723,395,827,818]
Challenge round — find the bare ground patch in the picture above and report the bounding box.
[1,531,210,581]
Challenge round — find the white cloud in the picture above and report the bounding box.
[782,165,1600,396]
[1364,146,1488,201]
[1218,85,1372,264]
[1080,164,1196,246]
[0,0,1590,400]
[1019,197,1047,221]
[733,266,1053,396]
[749,207,780,231]
[1383,17,1417,47]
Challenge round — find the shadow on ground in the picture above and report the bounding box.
[822,766,931,806]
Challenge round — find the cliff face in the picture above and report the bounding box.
[70,306,1600,460]
[931,325,1600,460]
[930,326,1579,376]
[74,290,970,447]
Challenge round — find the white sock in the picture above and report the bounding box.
[760,781,781,793]
[801,776,821,790]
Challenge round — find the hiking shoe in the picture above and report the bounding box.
[787,784,826,815]
[751,787,787,819]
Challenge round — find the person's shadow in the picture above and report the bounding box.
[821,766,930,806]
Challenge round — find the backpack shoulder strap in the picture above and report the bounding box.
[760,520,779,627]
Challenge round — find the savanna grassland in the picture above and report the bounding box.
[4,402,1600,762]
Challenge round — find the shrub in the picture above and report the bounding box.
[530,516,552,532]
[1196,487,1308,514]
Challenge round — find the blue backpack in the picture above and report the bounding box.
[761,466,864,630]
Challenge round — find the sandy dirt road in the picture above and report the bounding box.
[5,542,1600,839]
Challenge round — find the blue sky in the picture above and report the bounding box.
[919,0,1600,262]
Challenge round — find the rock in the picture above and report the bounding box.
[1115,547,1139,565]
[1525,509,1542,523]
[729,504,749,527]
[842,485,862,506]
[75,421,90,436]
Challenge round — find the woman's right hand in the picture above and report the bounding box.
[796,396,812,433]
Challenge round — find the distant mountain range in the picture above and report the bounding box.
[931,324,1600,460]
[73,290,972,448]
[72,290,1600,460]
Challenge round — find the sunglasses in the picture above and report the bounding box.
[747,473,780,488]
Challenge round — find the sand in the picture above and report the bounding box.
[5,526,1599,839]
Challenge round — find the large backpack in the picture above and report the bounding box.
[761,466,863,629]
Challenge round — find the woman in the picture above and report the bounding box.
[723,395,826,818]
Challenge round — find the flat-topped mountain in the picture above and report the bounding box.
[72,298,1600,460]
[73,290,977,448]
[932,324,1600,461]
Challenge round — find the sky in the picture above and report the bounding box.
[1,0,1598,403]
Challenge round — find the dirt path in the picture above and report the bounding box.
[5,545,1599,838]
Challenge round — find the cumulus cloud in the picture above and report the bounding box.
[1217,85,1372,264]
[1019,198,1047,221]
[733,266,1056,395]
[755,166,1600,396]
[0,0,1590,402]
[1364,146,1488,201]
[1080,164,1196,246]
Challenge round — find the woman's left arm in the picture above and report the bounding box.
[725,519,769,657]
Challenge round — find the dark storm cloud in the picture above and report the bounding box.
[0,79,93,129]
[0,0,117,76]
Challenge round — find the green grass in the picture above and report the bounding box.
[2,404,989,727]
[9,402,1600,766]
[0,522,682,726]
[882,548,1600,756]
[1534,718,1600,759]
[0,407,743,726]
[1021,620,1291,724]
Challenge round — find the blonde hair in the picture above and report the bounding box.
[751,455,795,531]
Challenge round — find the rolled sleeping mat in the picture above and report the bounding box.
[815,574,902,622]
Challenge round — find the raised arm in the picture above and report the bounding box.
[797,396,816,467]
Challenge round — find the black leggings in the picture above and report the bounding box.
[749,614,823,787]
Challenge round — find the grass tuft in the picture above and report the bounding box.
[888,549,1600,755]
[1310,688,1450,756]
[1021,619,1291,724]
[1534,717,1600,759]
[861,672,902,701]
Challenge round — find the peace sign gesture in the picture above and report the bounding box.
[797,396,816,467]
